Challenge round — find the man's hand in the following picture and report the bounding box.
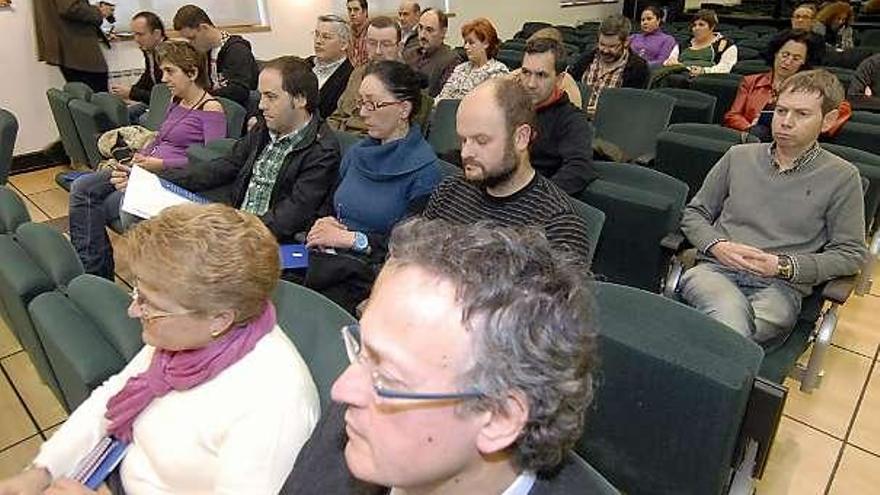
[0,467,51,495]
[306,216,355,249]
[709,241,779,277]
[109,84,131,100]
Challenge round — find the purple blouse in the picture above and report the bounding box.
[629,30,677,67]
[141,102,227,168]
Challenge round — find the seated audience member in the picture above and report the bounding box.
[158,56,341,244]
[0,203,319,495]
[69,41,226,280]
[791,3,817,31]
[629,5,677,67]
[435,17,508,101]
[109,11,167,125]
[302,61,441,313]
[724,29,851,141]
[679,70,866,344]
[662,9,738,77]
[397,1,421,55]
[307,14,355,119]
[403,8,463,97]
[849,53,880,97]
[329,16,431,135]
[813,1,854,51]
[517,28,583,107]
[569,14,650,116]
[865,0,880,14]
[424,78,594,265]
[518,38,596,196]
[280,218,603,495]
[173,4,260,108]
[346,0,370,67]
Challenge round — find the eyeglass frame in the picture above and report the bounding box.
[130,284,195,323]
[341,324,485,401]
[354,99,405,112]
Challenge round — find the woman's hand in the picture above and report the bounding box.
[43,479,102,495]
[306,217,356,249]
[131,154,164,172]
[109,163,131,192]
[0,467,51,495]
[687,66,704,77]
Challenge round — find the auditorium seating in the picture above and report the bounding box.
[143,83,172,131]
[691,74,744,124]
[653,88,718,124]
[0,107,18,185]
[46,87,89,169]
[426,98,461,162]
[69,93,129,168]
[593,88,675,164]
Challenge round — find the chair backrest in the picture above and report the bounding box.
[0,108,18,185]
[570,197,605,267]
[63,82,93,101]
[436,158,461,178]
[216,97,247,139]
[850,110,880,126]
[68,98,117,169]
[335,130,362,155]
[578,282,763,495]
[427,99,461,158]
[822,143,880,231]
[271,280,356,410]
[91,93,129,129]
[593,88,675,161]
[732,60,771,75]
[859,29,880,47]
[653,88,717,124]
[655,130,737,200]
[46,88,89,167]
[735,46,761,60]
[824,121,880,156]
[497,49,524,70]
[144,83,172,131]
[667,122,754,143]
[691,74,744,124]
[0,186,30,233]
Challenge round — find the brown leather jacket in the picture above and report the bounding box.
[33,0,108,73]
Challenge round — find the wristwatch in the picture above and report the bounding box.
[352,231,369,253]
[777,255,793,280]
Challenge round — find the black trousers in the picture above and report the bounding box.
[60,66,109,93]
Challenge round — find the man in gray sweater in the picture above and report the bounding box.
[679,69,866,344]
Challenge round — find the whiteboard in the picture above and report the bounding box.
[110,0,267,31]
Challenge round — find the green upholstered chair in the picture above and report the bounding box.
[271,280,356,410]
[437,159,461,178]
[824,121,880,156]
[497,49,523,70]
[0,186,29,232]
[732,60,771,75]
[427,99,461,161]
[570,196,605,268]
[335,130,362,155]
[217,97,247,140]
[653,87,718,124]
[691,74,744,124]
[178,97,246,172]
[63,82,94,101]
[47,88,89,168]
[593,88,675,164]
[580,282,764,494]
[0,108,18,185]
[822,143,880,233]
[143,83,172,132]
[29,274,142,410]
[850,111,880,126]
[577,162,688,292]
[69,95,127,169]
[0,219,84,405]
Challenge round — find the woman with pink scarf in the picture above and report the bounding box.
[0,204,319,494]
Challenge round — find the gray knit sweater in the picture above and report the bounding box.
[681,143,867,295]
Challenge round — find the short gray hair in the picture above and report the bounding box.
[386,218,598,474]
[317,14,351,43]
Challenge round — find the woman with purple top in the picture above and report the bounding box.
[629,6,677,67]
[68,40,227,280]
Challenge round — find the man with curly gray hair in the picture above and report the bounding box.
[280,218,614,494]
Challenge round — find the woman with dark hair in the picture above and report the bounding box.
[436,17,508,101]
[813,1,854,51]
[629,5,677,67]
[723,29,850,140]
[663,9,738,76]
[302,60,442,313]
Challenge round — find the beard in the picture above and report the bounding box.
[463,138,519,189]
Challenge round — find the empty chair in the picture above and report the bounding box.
[143,83,172,131]
[850,111,880,126]
[46,88,89,168]
[0,108,18,185]
[653,87,717,124]
[29,274,143,410]
[593,88,675,164]
[570,197,605,267]
[824,120,880,155]
[426,98,461,162]
[69,94,129,168]
[732,60,771,75]
[63,82,94,102]
[691,73,744,124]
[860,29,880,47]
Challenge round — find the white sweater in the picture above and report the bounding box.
[34,326,320,495]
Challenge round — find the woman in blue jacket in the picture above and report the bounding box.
[304,60,442,313]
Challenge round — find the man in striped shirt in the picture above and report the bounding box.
[423,77,594,266]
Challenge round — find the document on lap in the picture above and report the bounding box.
[121,165,210,219]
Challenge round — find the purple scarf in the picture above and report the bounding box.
[105,302,277,442]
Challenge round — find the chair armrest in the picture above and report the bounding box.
[821,275,857,305]
[633,152,655,166]
[661,231,686,252]
[733,377,787,479]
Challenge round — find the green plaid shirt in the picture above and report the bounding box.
[241,120,311,215]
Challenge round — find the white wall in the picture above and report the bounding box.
[3,0,621,156]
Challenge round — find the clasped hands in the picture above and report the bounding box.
[709,241,779,278]
[305,217,356,250]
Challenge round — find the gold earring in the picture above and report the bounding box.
[210,327,228,339]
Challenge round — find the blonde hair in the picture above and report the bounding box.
[778,69,844,115]
[527,27,563,43]
[123,204,280,325]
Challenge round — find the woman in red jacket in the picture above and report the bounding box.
[723,29,851,141]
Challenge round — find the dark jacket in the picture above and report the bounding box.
[279,402,619,495]
[129,47,165,104]
[307,56,356,119]
[532,92,597,196]
[209,35,260,108]
[33,0,109,73]
[569,49,650,90]
[159,117,341,243]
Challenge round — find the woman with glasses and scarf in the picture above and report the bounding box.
[0,203,319,495]
[301,60,441,315]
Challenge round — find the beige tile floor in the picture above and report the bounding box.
[1,168,879,491]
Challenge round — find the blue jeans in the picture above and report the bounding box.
[679,261,803,343]
[68,169,124,280]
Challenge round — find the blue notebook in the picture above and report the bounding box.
[279,244,309,269]
[158,178,210,204]
[71,436,129,490]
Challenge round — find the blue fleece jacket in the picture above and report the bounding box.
[333,125,441,235]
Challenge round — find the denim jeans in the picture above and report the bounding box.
[68,169,124,280]
[679,261,803,343]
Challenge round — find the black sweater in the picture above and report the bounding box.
[209,35,260,108]
[532,93,598,196]
[307,56,355,119]
[129,47,164,104]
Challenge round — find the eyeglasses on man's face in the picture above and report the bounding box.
[341,324,484,401]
